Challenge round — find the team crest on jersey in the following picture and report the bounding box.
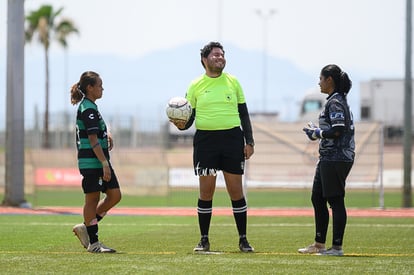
[330,112,344,120]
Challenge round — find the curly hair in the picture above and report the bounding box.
[199,41,225,68]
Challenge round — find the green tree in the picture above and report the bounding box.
[25,5,79,148]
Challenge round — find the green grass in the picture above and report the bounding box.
[0,215,413,274]
[0,189,412,274]
[0,188,406,208]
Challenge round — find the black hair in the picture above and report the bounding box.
[321,64,352,95]
[200,41,225,68]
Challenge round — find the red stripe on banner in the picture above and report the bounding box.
[35,168,81,186]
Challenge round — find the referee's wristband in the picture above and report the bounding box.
[101,160,109,167]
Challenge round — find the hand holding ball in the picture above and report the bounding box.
[166,97,192,121]
[166,97,192,129]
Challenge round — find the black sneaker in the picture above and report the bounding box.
[239,237,254,252]
[193,237,210,252]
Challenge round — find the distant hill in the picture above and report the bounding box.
[2,42,361,130]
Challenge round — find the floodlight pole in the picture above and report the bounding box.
[217,0,223,41]
[255,9,276,113]
[3,0,26,207]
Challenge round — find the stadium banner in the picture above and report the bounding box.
[169,168,225,187]
[35,168,81,186]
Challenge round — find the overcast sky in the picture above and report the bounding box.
[0,0,407,77]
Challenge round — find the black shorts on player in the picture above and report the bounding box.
[193,127,245,175]
[81,166,120,194]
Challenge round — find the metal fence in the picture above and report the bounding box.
[0,120,383,199]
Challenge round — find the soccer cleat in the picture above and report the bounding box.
[193,237,210,252]
[298,244,326,254]
[239,237,254,252]
[87,242,116,253]
[319,247,344,256]
[72,223,89,249]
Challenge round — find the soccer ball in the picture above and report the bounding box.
[166,97,192,121]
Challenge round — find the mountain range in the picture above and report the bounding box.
[1,42,361,131]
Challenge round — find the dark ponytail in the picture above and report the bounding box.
[321,64,352,95]
[70,71,100,105]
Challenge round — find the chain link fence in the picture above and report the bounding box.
[0,116,383,203]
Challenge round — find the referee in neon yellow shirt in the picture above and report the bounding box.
[171,41,255,252]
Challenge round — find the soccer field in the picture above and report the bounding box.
[0,214,413,274]
[0,188,406,209]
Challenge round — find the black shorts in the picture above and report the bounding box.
[193,127,245,175]
[312,161,353,198]
[81,166,120,194]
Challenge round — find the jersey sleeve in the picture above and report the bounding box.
[233,77,246,104]
[327,99,346,128]
[186,82,196,110]
[81,108,100,135]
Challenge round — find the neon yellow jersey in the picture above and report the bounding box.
[186,72,246,130]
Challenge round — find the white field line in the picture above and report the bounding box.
[2,222,413,228]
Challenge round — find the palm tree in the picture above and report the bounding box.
[25,5,79,148]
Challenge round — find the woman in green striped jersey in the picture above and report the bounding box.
[70,71,121,253]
